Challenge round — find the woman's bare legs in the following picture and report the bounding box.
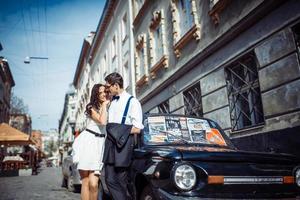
[79,170,90,200]
[88,171,99,200]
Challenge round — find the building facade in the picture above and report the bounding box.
[0,57,15,123]
[71,0,135,133]
[88,0,135,95]
[133,0,300,157]
[68,0,300,157]
[42,129,59,157]
[9,114,32,135]
[72,33,95,132]
[31,130,43,150]
[58,85,77,152]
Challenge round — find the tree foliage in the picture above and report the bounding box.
[45,139,58,157]
[10,92,29,114]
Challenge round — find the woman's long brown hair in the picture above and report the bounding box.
[84,84,104,117]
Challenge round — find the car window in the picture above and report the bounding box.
[143,115,228,146]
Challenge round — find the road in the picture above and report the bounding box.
[0,167,80,200]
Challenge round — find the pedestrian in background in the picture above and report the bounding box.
[102,72,144,200]
[72,83,109,200]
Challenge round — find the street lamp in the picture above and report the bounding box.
[24,56,48,64]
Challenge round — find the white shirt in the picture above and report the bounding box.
[108,91,144,129]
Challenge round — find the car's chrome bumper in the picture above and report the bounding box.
[154,188,300,200]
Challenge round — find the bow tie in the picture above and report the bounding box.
[112,95,120,101]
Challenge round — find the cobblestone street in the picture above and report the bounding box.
[0,167,80,200]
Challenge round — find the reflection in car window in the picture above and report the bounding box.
[144,116,228,146]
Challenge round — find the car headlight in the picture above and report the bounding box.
[173,164,196,191]
[296,168,300,187]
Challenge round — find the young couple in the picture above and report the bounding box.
[72,72,144,200]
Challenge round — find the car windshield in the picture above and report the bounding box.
[143,115,229,147]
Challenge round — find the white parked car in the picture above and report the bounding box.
[61,151,81,192]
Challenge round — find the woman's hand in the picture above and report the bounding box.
[102,100,110,106]
[91,103,108,126]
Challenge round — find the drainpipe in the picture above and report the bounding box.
[128,0,136,97]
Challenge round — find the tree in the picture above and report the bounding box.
[10,92,29,114]
[45,139,58,157]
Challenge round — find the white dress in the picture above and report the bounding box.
[72,118,106,171]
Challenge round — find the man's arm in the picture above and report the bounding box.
[131,127,141,134]
[130,98,144,134]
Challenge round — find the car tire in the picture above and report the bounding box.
[61,177,67,188]
[67,176,75,192]
[140,185,156,200]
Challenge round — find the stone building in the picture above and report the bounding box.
[0,57,15,123]
[68,0,300,157]
[71,0,135,133]
[72,33,95,132]
[9,114,32,135]
[133,0,300,156]
[88,0,135,95]
[58,84,77,156]
[31,130,42,150]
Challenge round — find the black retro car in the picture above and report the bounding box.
[128,114,300,200]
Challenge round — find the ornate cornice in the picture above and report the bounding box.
[133,0,150,28]
[174,24,200,58]
[136,74,149,89]
[208,0,232,25]
[150,55,168,79]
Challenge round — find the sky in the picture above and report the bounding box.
[0,0,105,131]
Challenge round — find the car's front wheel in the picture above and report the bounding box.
[140,185,155,200]
[61,177,66,187]
[67,176,75,192]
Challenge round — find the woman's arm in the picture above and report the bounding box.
[90,102,109,125]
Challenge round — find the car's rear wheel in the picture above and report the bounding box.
[140,185,155,200]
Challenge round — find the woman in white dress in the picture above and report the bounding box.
[72,83,109,200]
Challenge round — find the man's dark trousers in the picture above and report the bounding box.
[105,164,131,200]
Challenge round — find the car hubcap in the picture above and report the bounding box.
[145,195,152,200]
[68,177,74,191]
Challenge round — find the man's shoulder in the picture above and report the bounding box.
[130,96,142,107]
[121,91,131,99]
[122,91,141,104]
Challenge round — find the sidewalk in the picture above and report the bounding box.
[0,166,80,200]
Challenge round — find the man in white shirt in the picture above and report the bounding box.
[103,72,143,200]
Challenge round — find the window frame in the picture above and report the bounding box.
[149,10,168,79]
[183,82,203,117]
[135,33,149,89]
[171,0,201,58]
[208,0,231,25]
[123,61,130,90]
[157,100,170,114]
[121,13,128,43]
[111,35,117,61]
[292,22,300,56]
[225,53,265,131]
[102,53,107,77]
